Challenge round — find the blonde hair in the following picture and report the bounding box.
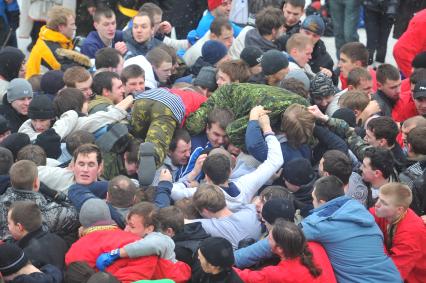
[286,33,313,53]
[47,6,75,31]
[281,104,315,147]
[339,90,369,112]
[193,184,226,213]
[380,183,412,208]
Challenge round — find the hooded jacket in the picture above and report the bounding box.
[244,28,278,52]
[10,264,63,283]
[173,222,210,266]
[123,29,162,59]
[81,30,124,59]
[0,94,28,133]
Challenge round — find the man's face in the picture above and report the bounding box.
[31,119,51,133]
[73,152,102,185]
[271,67,289,84]
[318,157,325,177]
[75,77,93,101]
[11,97,32,115]
[300,28,320,45]
[125,214,150,238]
[361,157,375,183]
[338,53,359,78]
[311,188,321,208]
[154,62,173,83]
[364,129,380,147]
[125,76,145,95]
[132,15,153,43]
[413,96,426,115]
[216,70,232,87]
[7,210,22,240]
[379,79,401,101]
[215,0,232,17]
[108,78,125,104]
[217,27,233,49]
[313,95,334,112]
[293,45,313,67]
[94,15,116,40]
[283,3,304,27]
[123,153,138,177]
[401,124,415,148]
[152,14,162,34]
[374,193,399,220]
[353,78,373,97]
[169,139,191,166]
[19,59,26,78]
[60,15,76,39]
[206,122,227,147]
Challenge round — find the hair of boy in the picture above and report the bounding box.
[339,42,369,67]
[347,67,372,88]
[202,153,231,185]
[9,201,42,233]
[193,184,227,213]
[169,128,191,152]
[63,66,92,87]
[376,63,400,85]
[367,116,398,146]
[46,6,75,31]
[92,71,120,95]
[281,104,315,148]
[146,47,172,68]
[73,143,102,166]
[65,130,95,156]
[127,202,157,228]
[174,198,202,219]
[210,16,233,37]
[0,147,13,175]
[322,150,352,185]
[279,78,309,98]
[255,7,285,36]
[313,175,345,203]
[338,90,369,112]
[407,126,426,155]
[364,147,395,179]
[380,182,412,208]
[207,107,235,129]
[108,175,137,208]
[286,33,313,53]
[10,160,38,191]
[409,68,426,87]
[16,145,47,166]
[53,88,85,116]
[217,59,251,83]
[153,206,185,234]
[93,6,115,23]
[95,48,122,69]
[121,65,145,85]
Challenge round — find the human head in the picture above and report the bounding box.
[206,107,234,147]
[209,16,234,49]
[347,67,373,97]
[309,72,336,111]
[146,47,173,83]
[376,63,401,101]
[319,150,352,185]
[216,59,250,87]
[193,184,227,217]
[7,78,33,115]
[65,130,95,156]
[281,104,315,147]
[125,202,156,237]
[174,198,202,219]
[240,46,263,75]
[122,139,141,177]
[0,243,29,277]
[121,64,145,95]
[63,66,93,100]
[339,42,369,78]
[10,160,39,191]
[8,201,42,240]
[312,175,344,208]
[53,88,86,116]
[93,6,116,41]
[95,48,124,75]
[16,144,47,166]
[401,116,426,148]
[261,50,289,86]
[132,12,154,44]
[168,128,191,166]
[365,116,398,148]
[286,33,313,68]
[256,7,285,38]
[47,6,76,39]
[338,90,370,119]
[412,51,426,71]
[300,14,324,44]
[193,66,218,95]
[208,0,232,17]
[257,186,294,217]
[79,198,111,228]
[284,68,310,91]
[107,175,137,208]
[0,47,25,81]
[153,206,184,237]
[362,147,394,183]
[412,80,426,115]
[282,158,315,192]
[406,126,426,157]
[39,70,65,96]
[0,133,30,160]
[198,237,234,274]
[138,2,163,33]
[261,199,295,228]
[28,95,55,133]
[0,115,10,143]
[201,40,229,66]
[279,78,309,98]
[202,154,231,185]
[282,0,305,28]
[72,144,103,185]
[375,183,412,221]
[92,71,124,104]
[0,147,13,175]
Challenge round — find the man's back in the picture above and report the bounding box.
[301,196,402,282]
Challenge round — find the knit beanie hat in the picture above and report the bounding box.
[208,0,224,11]
[261,199,295,224]
[199,237,234,268]
[28,95,55,120]
[332,108,356,127]
[261,50,289,76]
[193,66,218,91]
[412,51,426,69]
[285,69,310,91]
[240,46,263,67]
[202,40,228,66]
[79,198,112,228]
[301,15,325,36]
[0,243,28,276]
[0,114,10,134]
[0,47,25,81]
[0,133,31,160]
[282,158,315,186]
[41,70,65,95]
[34,128,61,159]
[310,72,336,98]
[7,78,33,103]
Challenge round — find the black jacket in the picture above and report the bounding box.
[9,264,62,283]
[0,95,28,133]
[173,222,210,266]
[190,57,213,77]
[245,28,278,53]
[190,263,244,283]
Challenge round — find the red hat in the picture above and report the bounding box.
[208,0,223,11]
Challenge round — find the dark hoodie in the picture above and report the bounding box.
[0,47,25,82]
[173,222,210,266]
[190,57,213,76]
[244,29,278,53]
[123,29,162,59]
[9,264,63,283]
[0,94,29,133]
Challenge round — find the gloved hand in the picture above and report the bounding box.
[96,248,120,271]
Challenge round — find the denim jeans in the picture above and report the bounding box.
[329,0,361,56]
[364,7,393,63]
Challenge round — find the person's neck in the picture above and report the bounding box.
[371,177,388,189]
[99,33,113,47]
[262,34,274,42]
[0,75,6,81]
[211,207,232,219]
[386,209,406,224]
[219,180,229,187]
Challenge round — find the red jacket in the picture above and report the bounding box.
[370,208,426,283]
[170,88,207,125]
[340,67,377,92]
[392,90,418,122]
[393,9,426,78]
[401,78,410,94]
[234,242,336,283]
[65,228,191,283]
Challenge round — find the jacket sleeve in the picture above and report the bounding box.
[52,110,79,140]
[67,184,97,211]
[76,106,127,133]
[154,181,172,208]
[171,183,197,201]
[234,238,273,268]
[313,125,348,163]
[245,120,268,162]
[184,100,213,135]
[18,119,38,141]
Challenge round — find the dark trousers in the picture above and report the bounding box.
[364,7,393,64]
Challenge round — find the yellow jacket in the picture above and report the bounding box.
[26,26,74,79]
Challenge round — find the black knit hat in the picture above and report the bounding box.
[332,108,356,127]
[0,133,30,160]
[28,95,55,120]
[282,158,315,186]
[261,199,295,224]
[202,40,228,65]
[199,237,235,268]
[0,47,25,81]
[193,66,218,92]
[261,50,289,76]
[40,70,65,95]
[412,51,426,69]
[240,46,263,67]
[0,114,10,134]
[0,243,28,276]
[34,128,61,159]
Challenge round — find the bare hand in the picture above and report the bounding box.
[421,215,426,225]
[308,105,328,121]
[87,6,96,15]
[159,169,172,182]
[114,41,127,55]
[158,21,172,34]
[249,105,270,120]
[320,67,332,77]
[193,154,208,175]
[258,113,272,132]
[363,100,381,116]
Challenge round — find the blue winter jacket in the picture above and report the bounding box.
[194,11,242,39]
[81,30,124,59]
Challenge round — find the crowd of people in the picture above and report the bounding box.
[0,0,425,282]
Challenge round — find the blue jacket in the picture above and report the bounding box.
[81,31,124,59]
[302,196,402,283]
[194,11,242,39]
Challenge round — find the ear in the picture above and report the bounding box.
[146,224,155,234]
[33,176,40,192]
[93,21,99,30]
[353,109,361,117]
[210,33,218,40]
[102,88,110,97]
[165,227,175,237]
[97,161,104,177]
[354,60,363,68]
[378,138,388,147]
[347,85,354,91]
[323,171,330,177]
[106,192,110,202]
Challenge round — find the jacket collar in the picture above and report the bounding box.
[39,26,74,49]
[17,227,45,248]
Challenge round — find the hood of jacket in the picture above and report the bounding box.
[244,28,277,52]
[39,26,73,49]
[123,29,161,57]
[173,222,210,242]
[190,57,213,76]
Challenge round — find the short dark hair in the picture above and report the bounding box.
[153,206,184,234]
[0,147,13,175]
[217,60,251,83]
[279,78,309,98]
[93,6,115,22]
[256,7,285,36]
[202,154,231,185]
[283,0,306,9]
[63,66,92,87]
[313,176,345,202]
[367,116,398,146]
[260,185,294,203]
[210,16,232,36]
[65,130,95,155]
[169,128,191,152]
[73,144,103,165]
[108,175,137,208]
[127,202,157,228]
[124,139,141,164]
[207,108,234,130]
[376,63,400,84]
[340,42,369,67]
[364,147,395,179]
[138,3,162,17]
[193,184,227,213]
[322,150,352,185]
[121,64,145,85]
[347,67,372,87]
[53,88,85,116]
[10,160,38,191]
[92,71,120,95]
[174,198,202,219]
[9,201,42,232]
[146,47,172,67]
[95,48,122,69]
[17,145,47,166]
[407,126,426,155]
